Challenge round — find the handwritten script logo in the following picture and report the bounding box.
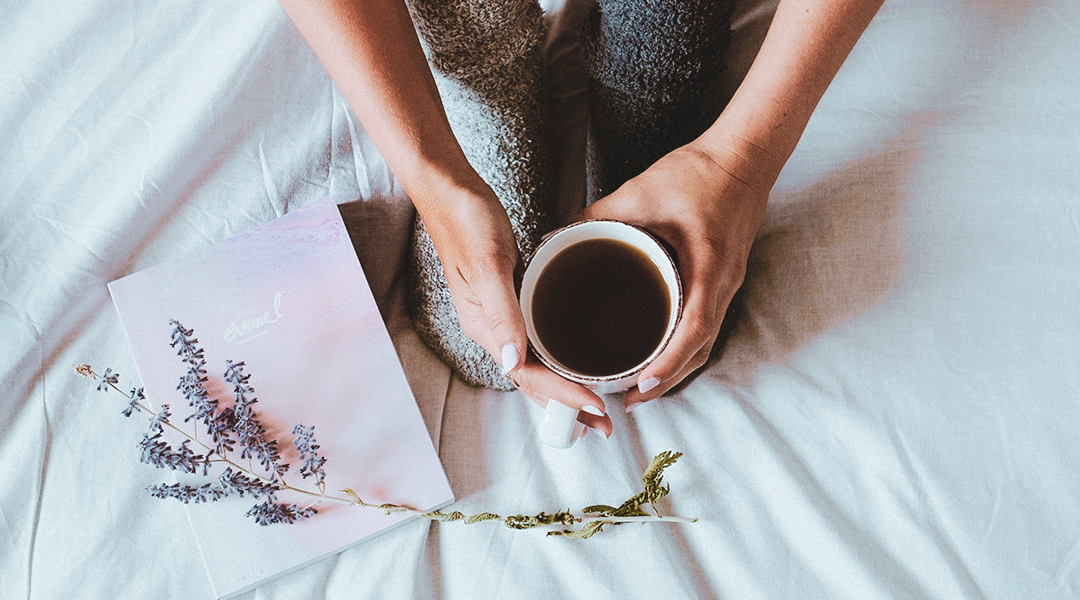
[225,292,284,344]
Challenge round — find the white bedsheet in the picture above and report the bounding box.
[3,0,1079,598]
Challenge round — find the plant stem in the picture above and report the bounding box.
[580,515,698,524]
[343,492,697,526]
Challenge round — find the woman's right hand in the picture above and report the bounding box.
[413,178,613,437]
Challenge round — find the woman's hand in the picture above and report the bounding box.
[576,138,771,411]
[415,179,614,437]
[576,0,885,410]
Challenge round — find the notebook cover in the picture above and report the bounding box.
[108,197,454,598]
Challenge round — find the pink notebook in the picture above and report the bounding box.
[108,197,453,599]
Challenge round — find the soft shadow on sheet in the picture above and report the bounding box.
[715,144,914,388]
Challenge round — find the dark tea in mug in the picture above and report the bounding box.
[530,238,671,377]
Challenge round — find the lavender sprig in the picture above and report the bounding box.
[139,433,206,474]
[216,467,281,498]
[83,361,333,524]
[148,482,226,504]
[146,466,284,505]
[75,322,334,526]
[292,424,327,491]
[171,320,235,457]
[247,499,319,526]
[225,360,288,481]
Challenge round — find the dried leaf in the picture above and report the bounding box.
[423,510,466,522]
[582,505,617,515]
[503,511,578,530]
[548,521,607,539]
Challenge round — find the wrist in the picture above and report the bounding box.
[400,153,493,222]
[690,122,784,196]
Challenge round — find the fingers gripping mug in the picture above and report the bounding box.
[520,220,682,448]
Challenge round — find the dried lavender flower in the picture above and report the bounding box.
[147,403,171,435]
[171,321,231,452]
[148,482,227,504]
[246,499,318,526]
[225,360,288,480]
[217,467,279,499]
[139,433,205,474]
[169,320,203,362]
[122,388,145,418]
[97,368,119,392]
[292,424,327,489]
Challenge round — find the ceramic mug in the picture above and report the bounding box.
[520,220,682,448]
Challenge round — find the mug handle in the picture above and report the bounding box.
[539,399,586,449]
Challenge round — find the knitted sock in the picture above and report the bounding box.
[405,0,552,390]
[581,0,737,200]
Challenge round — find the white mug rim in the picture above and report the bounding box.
[519,219,683,386]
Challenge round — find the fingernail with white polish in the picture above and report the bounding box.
[501,343,519,373]
[625,401,642,413]
[581,405,605,417]
[638,376,660,394]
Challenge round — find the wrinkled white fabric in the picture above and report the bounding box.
[2,0,1079,598]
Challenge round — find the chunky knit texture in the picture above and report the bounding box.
[582,0,735,200]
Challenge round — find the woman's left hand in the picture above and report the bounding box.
[575,138,772,411]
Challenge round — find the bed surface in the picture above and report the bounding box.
[3,0,1080,598]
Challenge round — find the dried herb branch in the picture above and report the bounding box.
[79,322,696,536]
[342,451,695,538]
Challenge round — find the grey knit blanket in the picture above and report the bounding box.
[406,0,734,389]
